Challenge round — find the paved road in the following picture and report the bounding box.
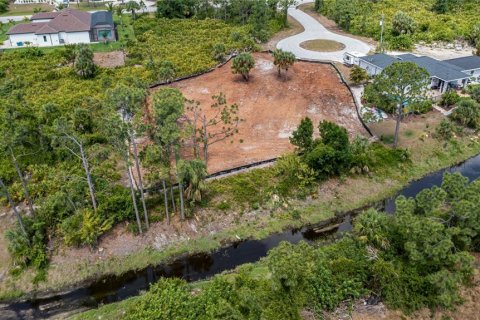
[277,1,371,62]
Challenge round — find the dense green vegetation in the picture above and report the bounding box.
[129,18,253,78]
[315,0,480,50]
[290,118,409,181]
[79,172,480,319]
[0,9,268,281]
[0,0,8,14]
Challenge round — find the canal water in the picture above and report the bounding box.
[2,154,480,319]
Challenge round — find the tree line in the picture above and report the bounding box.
[0,46,244,278]
[156,0,297,40]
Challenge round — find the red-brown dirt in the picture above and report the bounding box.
[153,52,366,173]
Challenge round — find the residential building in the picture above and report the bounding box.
[444,56,480,82]
[356,53,471,93]
[13,0,69,5]
[6,9,115,47]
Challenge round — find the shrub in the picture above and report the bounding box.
[231,52,255,81]
[289,117,314,153]
[95,174,478,319]
[212,43,227,62]
[157,60,176,83]
[349,65,369,85]
[74,44,96,78]
[305,143,341,178]
[450,98,480,128]
[350,136,371,173]
[392,11,417,35]
[125,278,196,320]
[408,99,433,114]
[435,119,456,140]
[97,185,134,222]
[440,90,461,107]
[6,217,48,271]
[60,209,113,247]
[274,153,316,196]
[466,84,480,103]
[388,34,414,50]
[318,120,349,150]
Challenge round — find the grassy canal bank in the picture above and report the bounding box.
[1,111,480,304]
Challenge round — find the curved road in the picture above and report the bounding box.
[277,1,371,62]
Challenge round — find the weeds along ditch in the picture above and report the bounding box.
[2,153,480,320]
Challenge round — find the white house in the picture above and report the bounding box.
[7,9,115,47]
[13,0,69,5]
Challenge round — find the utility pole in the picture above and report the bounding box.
[379,13,384,52]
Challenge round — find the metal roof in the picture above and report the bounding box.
[444,56,480,71]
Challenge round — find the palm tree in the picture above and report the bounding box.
[100,30,110,44]
[115,5,125,28]
[125,0,140,20]
[106,2,114,12]
[139,0,146,13]
[177,159,208,206]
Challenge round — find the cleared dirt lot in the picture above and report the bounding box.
[153,53,366,173]
[150,53,365,172]
[93,51,125,68]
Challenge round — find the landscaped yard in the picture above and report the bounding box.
[0,3,54,17]
[369,111,445,150]
[1,13,135,52]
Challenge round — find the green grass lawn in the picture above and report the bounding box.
[0,2,109,16]
[72,2,108,11]
[0,3,54,17]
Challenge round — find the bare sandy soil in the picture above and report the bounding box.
[389,45,475,61]
[93,51,125,68]
[160,52,366,173]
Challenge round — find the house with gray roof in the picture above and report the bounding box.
[357,53,471,93]
[6,9,115,48]
[444,56,480,82]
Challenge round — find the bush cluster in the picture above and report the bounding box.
[450,97,480,129]
[317,0,479,49]
[289,118,409,179]
[121,172,479,318]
